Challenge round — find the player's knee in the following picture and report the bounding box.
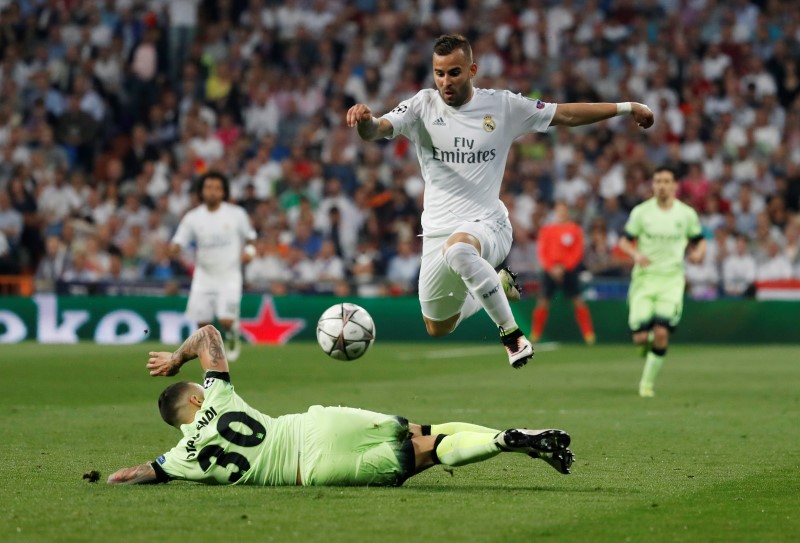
[425,323,451,337]
[424,318,454,337]
[653,326,669,345]
[443,242,480,273]
[218,319,233,330]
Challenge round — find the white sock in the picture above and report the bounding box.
[444,242,516,330]
[455,292,482,327]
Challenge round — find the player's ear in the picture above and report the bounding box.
[470,63,477,79]
[188,386,204,408]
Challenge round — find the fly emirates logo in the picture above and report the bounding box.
[432,137,497,164]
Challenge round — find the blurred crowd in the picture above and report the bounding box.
[0,0,799,299]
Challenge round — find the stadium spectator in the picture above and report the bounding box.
[311,238,346,293]
[35,235,69,290]
[0,190,23,250]
[756,239,793,282]
[685,249,720,300]
[144,241,186,282]
[347,33,652,368]
[722,233,757,297]
[583,219,629,279]
[385,238,421,295]
[108,325,574,486]
[245,235,290,293]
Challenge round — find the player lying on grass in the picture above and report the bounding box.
[108,325,575,486]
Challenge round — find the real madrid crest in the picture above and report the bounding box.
[483,115,496,132]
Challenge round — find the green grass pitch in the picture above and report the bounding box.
[2,341,799,543]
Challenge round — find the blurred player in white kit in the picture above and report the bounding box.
[170,171,257,361]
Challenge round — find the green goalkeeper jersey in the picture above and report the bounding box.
[624,198,702,278]
[153,371,304,486]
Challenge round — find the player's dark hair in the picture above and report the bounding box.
[433,34,472,62]
[158,381,196,427]
[653,165,678,180]
[197,171,230,200]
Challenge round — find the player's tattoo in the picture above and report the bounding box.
[107,463,157,485]
[206,329,225,367]
[171,325,226,368]
[171,330,202,365]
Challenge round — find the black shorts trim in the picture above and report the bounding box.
[394,437,417,487]
[630,317,677,334]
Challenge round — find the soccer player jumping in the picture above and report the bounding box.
[619,167,706,397]
[346,34,653,369]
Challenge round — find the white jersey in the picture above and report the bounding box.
[172,202,256,288]
[382,88,556,235]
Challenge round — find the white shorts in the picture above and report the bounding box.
[418,218,513,321]
[185,283,242,323]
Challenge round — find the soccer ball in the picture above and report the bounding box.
[316,303,376,361]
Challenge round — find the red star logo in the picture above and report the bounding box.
[240,297,305,345]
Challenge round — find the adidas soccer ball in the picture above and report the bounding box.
[316,303,376,361]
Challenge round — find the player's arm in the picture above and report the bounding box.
[618,234,651,267]
[169,216,193,257]
[240,211,258,263]
[686,235,707,264]
[107,462,159,485]
[551,102,654,129]
[147,324,229,377]
[345,103,395,141]
[168,242,183,257]
[564,226,585,271]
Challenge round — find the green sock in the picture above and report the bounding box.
[435,432,501,467]
[431,422,500,435]
[640,351,665,388]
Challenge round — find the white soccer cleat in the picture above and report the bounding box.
[500,327,534,369]
[498,266,521,302]
[639,384,655,398]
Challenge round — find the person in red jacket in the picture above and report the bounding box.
[532,201,595,344]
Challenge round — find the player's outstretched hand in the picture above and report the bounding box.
[631,102,654,129]
[147,351,181,377]
[346,103,373,128]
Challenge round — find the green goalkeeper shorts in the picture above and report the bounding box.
[301,406,415,487]
[627,272,686,332]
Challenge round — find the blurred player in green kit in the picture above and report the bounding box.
[108,325,574,487]
[619,167,706,397]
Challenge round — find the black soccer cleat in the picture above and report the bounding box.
[495,428,571,454]
[530,448,575,475]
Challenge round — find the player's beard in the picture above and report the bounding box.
[204,198,222,210]
[440,81,472,107]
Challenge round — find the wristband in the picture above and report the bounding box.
[616,102,632,115]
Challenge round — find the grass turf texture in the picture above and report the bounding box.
[2,342,799,543]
